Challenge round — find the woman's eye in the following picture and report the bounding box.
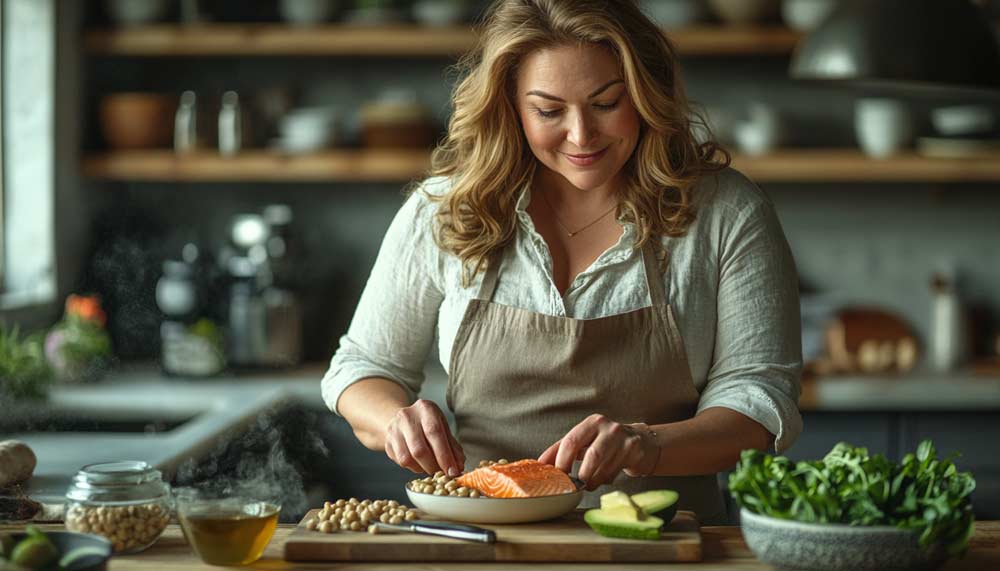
[533,108,563,119]
[594,98,621,111]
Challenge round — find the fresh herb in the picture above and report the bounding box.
[729,440,976,556]
[0,324,53,401]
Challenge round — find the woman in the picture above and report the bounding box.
[322,0,801,524]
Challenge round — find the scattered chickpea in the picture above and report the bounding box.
[311,497,428,533]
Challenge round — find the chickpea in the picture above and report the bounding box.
[405,511,418,521]
[389,515,403,525]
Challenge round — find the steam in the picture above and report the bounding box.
[173,410,330,522]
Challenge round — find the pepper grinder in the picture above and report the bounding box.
[929,271,968,372]
[218,91,242,156]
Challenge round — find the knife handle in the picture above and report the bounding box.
[411,521,497,544]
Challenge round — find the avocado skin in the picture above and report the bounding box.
[631,490,679,522]
[584,509,664,541]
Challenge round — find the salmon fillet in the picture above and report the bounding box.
[456,459,576,498]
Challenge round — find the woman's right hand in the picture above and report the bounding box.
[384,399,465,477]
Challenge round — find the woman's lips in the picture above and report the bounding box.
[562,147,608,166]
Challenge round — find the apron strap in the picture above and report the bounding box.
[641,241,668,306]
[476,255,502,301]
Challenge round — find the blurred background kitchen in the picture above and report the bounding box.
[2,0,1000,524]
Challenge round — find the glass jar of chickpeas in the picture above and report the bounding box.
[64,461,172,554]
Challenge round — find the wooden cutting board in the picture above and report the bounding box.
[283,509,701,562]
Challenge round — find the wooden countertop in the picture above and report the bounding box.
[5,522,998,570]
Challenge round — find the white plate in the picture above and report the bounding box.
[405,487,583,524]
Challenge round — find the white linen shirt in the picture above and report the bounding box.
[322,167,803,452]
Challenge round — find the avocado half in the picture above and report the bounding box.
[584,508,664,540]
[631,489,679,523]
[584,489,680,541]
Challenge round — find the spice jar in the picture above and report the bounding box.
[64,461,172,553]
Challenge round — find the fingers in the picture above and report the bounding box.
[578,428,632,489]
[553,415,602,474]
[386,400,464,476]
[537,440,561,465]
[448,430,467,472]
[419,406,462,477]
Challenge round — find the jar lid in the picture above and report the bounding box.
[66,461,170,503]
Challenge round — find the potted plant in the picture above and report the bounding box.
[0,324,53,401]
[44,295,114,384]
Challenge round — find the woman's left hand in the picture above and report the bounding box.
[537,414,660,490]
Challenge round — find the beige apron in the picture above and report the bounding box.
[446,241,727,524]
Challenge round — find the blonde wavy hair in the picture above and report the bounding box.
[421,0,729,284]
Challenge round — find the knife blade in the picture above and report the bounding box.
[371,520,497,544]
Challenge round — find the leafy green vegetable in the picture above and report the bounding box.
[0,324,53,401]
[729,440,976,556]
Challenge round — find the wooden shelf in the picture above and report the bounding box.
[82,149,432,182]
[730,149,1000,183]
[83,149,1000,184]
[82,24,803,57]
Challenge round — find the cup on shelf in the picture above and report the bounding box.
[781,0,839,32]
[278,0,338,26]
[733,102,784,156]
[274,106,340,154]
[105,0,171,26]
[412,0,468,26]
[854,98,914,158]
[639,0,707,28]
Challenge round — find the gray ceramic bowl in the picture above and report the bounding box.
[739,508,948,571]
[7,531,112,571]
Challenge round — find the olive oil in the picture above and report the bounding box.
[178,501,279,565]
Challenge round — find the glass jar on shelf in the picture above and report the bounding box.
[64,461,172,554]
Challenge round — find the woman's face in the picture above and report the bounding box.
[515,43,640,194]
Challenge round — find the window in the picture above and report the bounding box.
[0,0,5,291]
[0,0,55,311]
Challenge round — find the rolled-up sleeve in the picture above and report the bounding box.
[696,195,803,453]
[321,183,445,416]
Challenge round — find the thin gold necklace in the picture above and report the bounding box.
[539,188,618,238]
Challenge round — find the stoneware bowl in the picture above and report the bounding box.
[8,531,112,571]
[739,509,949,571]
[406,486,583,524]
[99,93,177,149]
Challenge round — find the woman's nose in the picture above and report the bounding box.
[566,110,598,149]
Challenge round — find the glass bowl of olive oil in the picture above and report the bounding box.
[175,489,280,566]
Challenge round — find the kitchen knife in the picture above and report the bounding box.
[371,520,497,544]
